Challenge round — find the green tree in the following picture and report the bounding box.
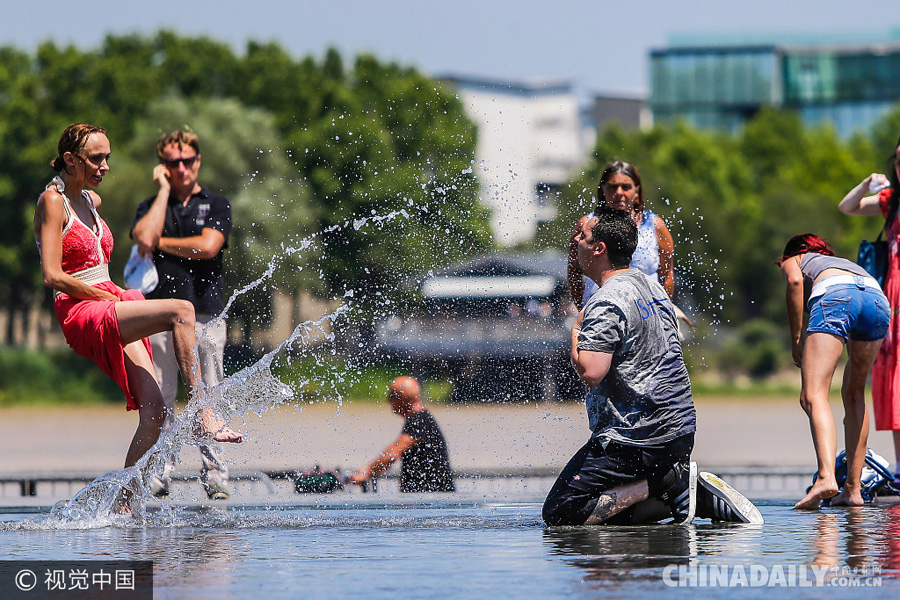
[0,33,495,349]
[254,51,494,313]
[536,108,883,331]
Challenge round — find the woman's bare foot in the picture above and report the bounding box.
[795,477,839,510]
[115,488,135,517]
[195,406,243,443]
[214,427,243,443]
[828,488,864,507]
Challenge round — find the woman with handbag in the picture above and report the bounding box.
[778,234,889,508]
[839,139,900,486]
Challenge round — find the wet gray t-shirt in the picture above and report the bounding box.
[578,269,695,447]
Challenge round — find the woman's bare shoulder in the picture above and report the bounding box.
[653,214,673,238]
[36,186,65,212]
[651,212,669,226]
[85,189,102,208]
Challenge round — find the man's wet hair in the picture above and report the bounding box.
[590,205,637,268]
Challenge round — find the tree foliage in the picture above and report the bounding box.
[6,29,900,379]
[535,106,900,375]
[0,32,492,345]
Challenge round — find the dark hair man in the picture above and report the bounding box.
[543,206,761,525]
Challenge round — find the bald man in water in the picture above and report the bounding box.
[349,376,455,492]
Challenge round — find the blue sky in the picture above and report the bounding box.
[4,1,899,96]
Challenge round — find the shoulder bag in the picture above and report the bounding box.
[857,199,899,287]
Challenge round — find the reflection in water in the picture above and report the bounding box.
[692,522,765,560]
[542,504,900,588]
[811,504,900,576]
[812,512,842,569]
[3,504,900,597]
[132,526,245,593]
[878,504,900,575]
[542,525,697,584]
[812,508,872,571]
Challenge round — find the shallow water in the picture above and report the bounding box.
[2,499,899,599]
[6,206,896,597]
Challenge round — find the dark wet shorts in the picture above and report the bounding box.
[807,283,890,342]
[542,433,694,526]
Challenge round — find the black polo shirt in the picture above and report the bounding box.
[132,187,231,315]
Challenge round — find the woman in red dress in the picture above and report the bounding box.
[33,123,241,477]
[839,138,900,484]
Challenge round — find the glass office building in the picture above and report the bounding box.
[651,33,900,136]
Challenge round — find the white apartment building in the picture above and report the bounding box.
[441,75,590,246]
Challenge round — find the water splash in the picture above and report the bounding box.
[42,207,412,527]
[46,303,348,526]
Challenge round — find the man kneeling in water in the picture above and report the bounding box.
[543,206,762,525]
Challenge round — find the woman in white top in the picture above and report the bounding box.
[568,161,675,304]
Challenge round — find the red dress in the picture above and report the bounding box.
[873,189,900,430]
[49,186,152,411]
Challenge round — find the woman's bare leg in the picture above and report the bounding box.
[111,340,166,513]
[795,332,844,509]
[122,341,167,468]
[116,299,242,443]
[831,337,881,506]
[117,299,199,391]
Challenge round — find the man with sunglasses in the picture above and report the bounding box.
[131,129,234,500]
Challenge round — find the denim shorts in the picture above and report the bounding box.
[807,284,891,342]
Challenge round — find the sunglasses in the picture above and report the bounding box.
[162,156,198,169]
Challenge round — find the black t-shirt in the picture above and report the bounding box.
[400,410,455,492]
[133,187,231,315]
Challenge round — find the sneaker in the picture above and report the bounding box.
[149,477,170,498]
[659,461,697,524]
[204,480,230,500]
[697,471,763,524]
